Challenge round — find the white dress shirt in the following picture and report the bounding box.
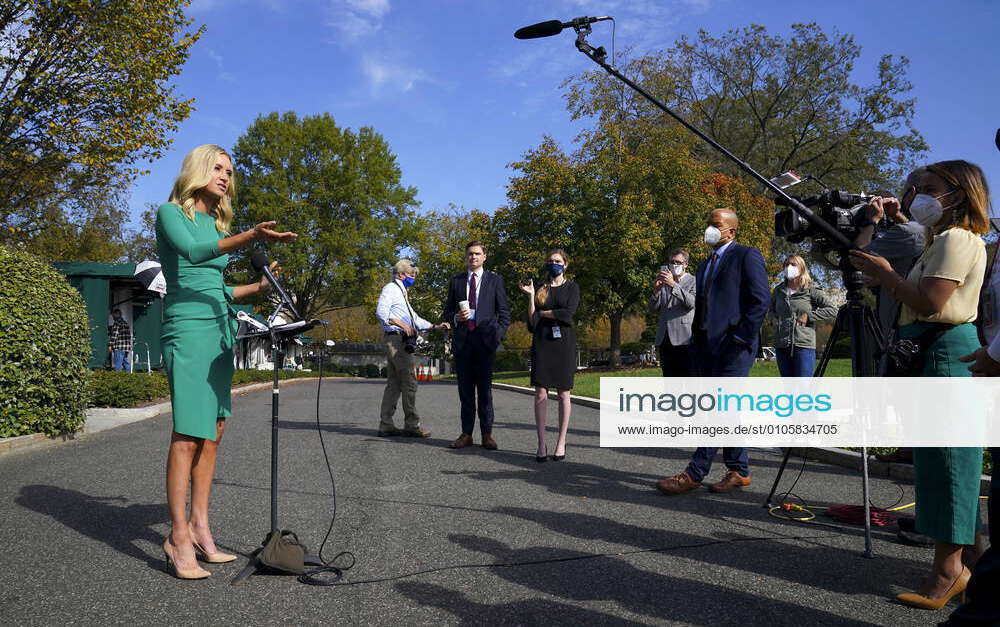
[376,279,432,333]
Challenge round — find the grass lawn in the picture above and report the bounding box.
[486,357,853,400]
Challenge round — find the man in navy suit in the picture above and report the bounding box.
[443,241,511,450]
[656,208,769,495]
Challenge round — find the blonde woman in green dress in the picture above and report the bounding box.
[156,144,296,579]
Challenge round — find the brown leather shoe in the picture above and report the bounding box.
[481,434,498,450]
[708,470,751,493]
[655,472,701,495]
[402,427,431,438]
[447,434,473,449]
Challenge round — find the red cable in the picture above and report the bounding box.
[826,504,897,527]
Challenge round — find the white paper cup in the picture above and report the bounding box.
[459,300,470,311]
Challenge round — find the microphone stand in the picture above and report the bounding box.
[232,308,324,584]
[569,21,875,558]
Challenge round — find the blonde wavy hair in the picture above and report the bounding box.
[168,144,235,234]
[536,248,570,307]
[784,255,812,289]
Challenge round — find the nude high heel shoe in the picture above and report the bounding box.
[896,567,970,610]
[162,539,211,580]
[189,524,237,563]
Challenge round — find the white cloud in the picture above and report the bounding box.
[361,56,428,93]
[327,0,392,43]
[205,48,235,83]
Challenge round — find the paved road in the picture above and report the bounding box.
[0,379,959,626]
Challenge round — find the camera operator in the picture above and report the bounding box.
[375,259,448,438]
[850,160,989,610]
[853,167,928,339]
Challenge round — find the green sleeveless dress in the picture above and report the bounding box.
[155,202,236,441]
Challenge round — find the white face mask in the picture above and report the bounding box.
[671,263,685,276]
[785,264,801,280]
[910,191,958,227]
[704,226,722,246]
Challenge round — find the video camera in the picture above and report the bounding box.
[770,171,875,251]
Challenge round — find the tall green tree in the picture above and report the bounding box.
[657,23,926,192]
[24,185,131,262]
[0,0,203,241]
[499,55,774,367]
[231,112,420,320]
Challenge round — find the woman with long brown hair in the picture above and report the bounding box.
[519,249,580,462]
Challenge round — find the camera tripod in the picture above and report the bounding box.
[763,255,887,558]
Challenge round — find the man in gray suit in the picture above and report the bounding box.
[649,248,697,376]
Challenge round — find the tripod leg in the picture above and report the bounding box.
[861,446,875,558]
[231,550,263,585]
[764,448,795,508]
[815,305,848,376]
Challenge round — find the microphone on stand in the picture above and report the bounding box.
[514,16,612,39]
[251,251,301,321]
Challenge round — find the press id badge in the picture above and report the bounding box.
[551,325,562,339]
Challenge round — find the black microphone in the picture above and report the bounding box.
[514,16,611,39]
[251,252,301,321]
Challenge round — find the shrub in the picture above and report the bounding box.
[494,350,528,372]
[362,363,381,378]
[0,246,92,436]
[88,370,170,408]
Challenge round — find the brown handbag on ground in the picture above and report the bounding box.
[258,530,306,574]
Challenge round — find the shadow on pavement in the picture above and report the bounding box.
[395,581,638,626]
[15,485,169,569]
[493,506,926,595]
[443,533,874,626]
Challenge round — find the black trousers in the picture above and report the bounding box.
[455,332,497,436]
[658,336,692,377]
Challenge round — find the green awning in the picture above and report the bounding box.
[52,261,138,278]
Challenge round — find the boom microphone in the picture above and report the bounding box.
[514,16,612,39]
[251,252,301,321]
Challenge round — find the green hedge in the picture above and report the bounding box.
[86,368,343,409]
[88,370,170,408]
[494,350,528,372]
[0,247,91,437]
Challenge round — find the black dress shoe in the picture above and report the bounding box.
[536,447,547,463]
[377,427,402,437]
[552,450,566,461]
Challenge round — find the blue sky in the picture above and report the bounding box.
[128,0,1000,226]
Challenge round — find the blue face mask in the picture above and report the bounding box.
[546,263,564,277]
[402,277,415,288]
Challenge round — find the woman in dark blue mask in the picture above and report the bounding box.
[518,248,580,462]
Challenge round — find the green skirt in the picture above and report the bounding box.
[900,322,982,545]
[162,315,235,441]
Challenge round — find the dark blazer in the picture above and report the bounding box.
[444,270,511,353]
[692,242,770,355]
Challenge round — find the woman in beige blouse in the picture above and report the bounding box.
[851,160,989,610]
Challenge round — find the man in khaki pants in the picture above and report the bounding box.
[375,259,449,437]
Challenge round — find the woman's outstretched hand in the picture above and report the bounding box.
[252,221,297,243]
